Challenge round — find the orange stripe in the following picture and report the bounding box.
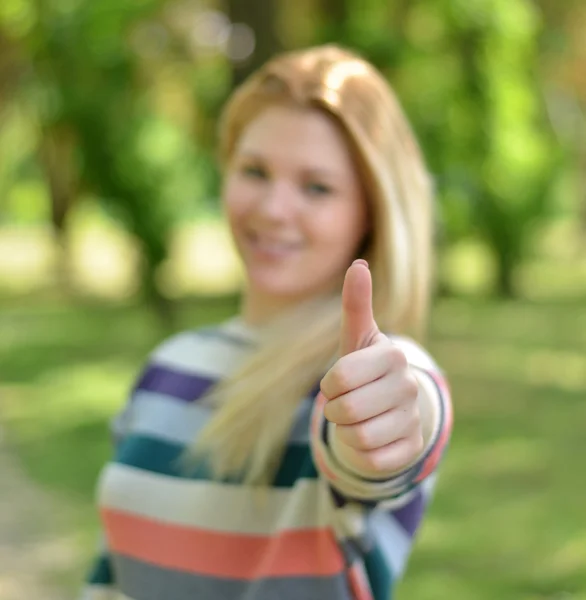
[102,508,345,579]
[415,373,453,483]
[347,562,375,600]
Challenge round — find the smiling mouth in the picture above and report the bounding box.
[246,231,303,257]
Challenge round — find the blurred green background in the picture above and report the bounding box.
[0,0,585,599]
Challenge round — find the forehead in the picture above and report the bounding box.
[235,104,356,172]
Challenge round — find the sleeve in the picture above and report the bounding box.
[78,390,136,599]
[309,335,453,507]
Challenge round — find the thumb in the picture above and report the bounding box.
[339,259,379,357]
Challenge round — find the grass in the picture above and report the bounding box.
[1,294,585,599]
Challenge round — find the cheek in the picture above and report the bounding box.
[222,178,252,229]
[313,203,369,256]
[347,199,370,250]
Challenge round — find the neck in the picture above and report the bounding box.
[239,285,341,327]
[239,291,304,327]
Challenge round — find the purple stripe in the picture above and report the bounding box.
[390,487,425,537]
[309,382,322,399]
[134,364,216,402]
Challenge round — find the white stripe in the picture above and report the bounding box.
[79,584,118,600]
[332,502,368,539]
[221,317,258,343]
[421,471,439,498]
[99,463,334,534]
[377,471,438,511]
[129,391,212,445]
[390,335,438,371]
[369,510,413,577]
[128,391,311,446]
[150,330,249,379]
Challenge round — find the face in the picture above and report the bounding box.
[223,104,370,311]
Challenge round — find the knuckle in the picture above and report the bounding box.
[363,451,383,473]
[409,432,425,457]
[339,396,360,423]
[353,424,374,450]
[326,396,359,425]
[386,345,408,370]
[407,406,421,431]
[323,401,335,422]
[402,371,420,400]
[330,364,352,393]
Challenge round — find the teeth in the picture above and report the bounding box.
[250,233,297,251]
[258,241,292,251]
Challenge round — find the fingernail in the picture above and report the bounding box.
[353,259,369,269]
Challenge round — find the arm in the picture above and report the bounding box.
[309,260,452,506]
[310,339,452,505]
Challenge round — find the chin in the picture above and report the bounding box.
[251,280,307,299]
[247,272,316,300]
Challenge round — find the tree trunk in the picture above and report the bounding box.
[578,109,586,241]
[319,0,348,38]
[141,255,176,332]
[225,0,283,88]
[38,125,78,293]
[495,250,516,298]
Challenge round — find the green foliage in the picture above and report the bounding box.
[0,0,219,311]
[0,0,578,300]
[315,0,563,296]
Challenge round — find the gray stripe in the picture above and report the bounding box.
[339,537,366,564]
[114,554,354,600]
[288,398,313,444]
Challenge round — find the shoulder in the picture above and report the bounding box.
[146,318,256,374]
[110,319,254,438]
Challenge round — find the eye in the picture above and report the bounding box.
[305,182,332,196]
[242,164,268,180]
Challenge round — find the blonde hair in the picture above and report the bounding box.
[191,45,434,484]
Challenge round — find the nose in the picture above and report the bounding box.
[256,180,297,222]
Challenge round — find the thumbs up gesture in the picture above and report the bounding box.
[321,260,424,476]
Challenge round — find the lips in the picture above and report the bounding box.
[246,231,303,260]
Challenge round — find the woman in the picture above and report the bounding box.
[81,44,452,600]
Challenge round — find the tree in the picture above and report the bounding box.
[225,0,283,87]
[313,0,560,296]
[1,0,183,320]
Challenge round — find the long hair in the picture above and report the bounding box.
[191,45,435,484]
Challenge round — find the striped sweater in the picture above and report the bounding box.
[82,317,452,600]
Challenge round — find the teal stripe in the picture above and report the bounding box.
[363,543,395,600]
[274,442,318,484]
[115,434,318,486]
[88,554,114,585]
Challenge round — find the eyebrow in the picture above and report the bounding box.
[303,167,339,181]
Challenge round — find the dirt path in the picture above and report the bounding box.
[0,432,79,600]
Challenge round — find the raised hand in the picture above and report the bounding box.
[320,259,424,475]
